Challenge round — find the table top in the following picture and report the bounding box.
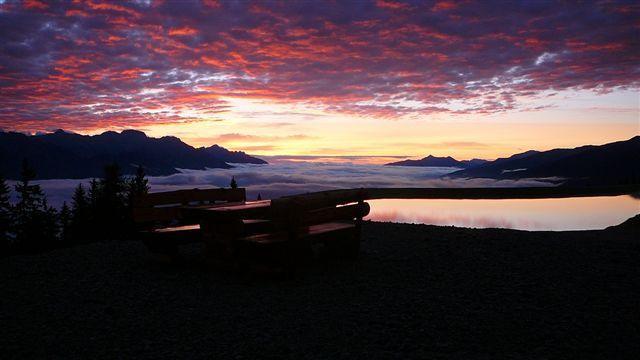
[182,200,272,220]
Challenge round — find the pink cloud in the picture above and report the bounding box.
[0,1,638,132]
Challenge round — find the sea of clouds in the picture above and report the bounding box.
[17,160,557,208]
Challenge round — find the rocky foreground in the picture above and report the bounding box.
[1,217,639,359]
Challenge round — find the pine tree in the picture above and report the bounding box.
[14,159,41,216]
[59,202,71,246]
[70,183,90,244]
[96,163,127,239]
[72,184,89,216]
[101,163,126,205]
[230,176,238,189]
[257,193,262,201]
[0,175,12,256]
[87,178,100,230]
[88,178,100,210]
[128,165,149,206]
[14,159,56,252]
[42,197,59,247]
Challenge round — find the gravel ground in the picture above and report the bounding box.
[1,218,639,359]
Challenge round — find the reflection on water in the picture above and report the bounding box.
[365,195,640,231]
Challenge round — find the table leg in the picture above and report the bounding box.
[200,221,219,261]
[201,219,243,268]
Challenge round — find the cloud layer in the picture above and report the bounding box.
[1,0,638,131]
[22,161,555,207]
[16,161,638,230]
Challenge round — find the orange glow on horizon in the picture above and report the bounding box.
[62,89,639,164]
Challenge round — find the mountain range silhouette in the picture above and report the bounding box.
[386,137,639,186]
[386,155,488,168]
[0,129,266,179]
[449,136,640,186]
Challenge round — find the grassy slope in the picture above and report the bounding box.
[1,218,638,359]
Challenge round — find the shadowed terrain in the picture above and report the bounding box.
[1,217,638,359]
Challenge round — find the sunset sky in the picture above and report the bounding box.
[0,0,638,161]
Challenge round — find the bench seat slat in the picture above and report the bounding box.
[141,225,201,256]
[243,219,271,225]
[152,224,200,234]
[239,221,355,245]
[307,222,355,236]
[149,219,271,236]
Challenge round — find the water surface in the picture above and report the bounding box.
[365,196,639,231]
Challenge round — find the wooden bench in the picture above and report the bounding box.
[234,189,370,268]
[132,188,246,262]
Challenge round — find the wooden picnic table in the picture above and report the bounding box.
[181,200,273,258]
[134,188,371,266]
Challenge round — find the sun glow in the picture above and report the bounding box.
[133,88,638,162]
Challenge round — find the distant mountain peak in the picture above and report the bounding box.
[120,129,147,138]
[386,155,487,168]
[201,144,267,165]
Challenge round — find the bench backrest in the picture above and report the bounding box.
[133,188,246,224]
[269,190,370,231]
[273,188,367,210]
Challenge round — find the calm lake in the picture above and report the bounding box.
[365,196,640,231]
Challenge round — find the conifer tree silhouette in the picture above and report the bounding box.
[0,175,12,256]
[14,159,58,252]
[128,165,150,205]
[95,163,127,239]
[70,183,90,244]
[59,201,71,245]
